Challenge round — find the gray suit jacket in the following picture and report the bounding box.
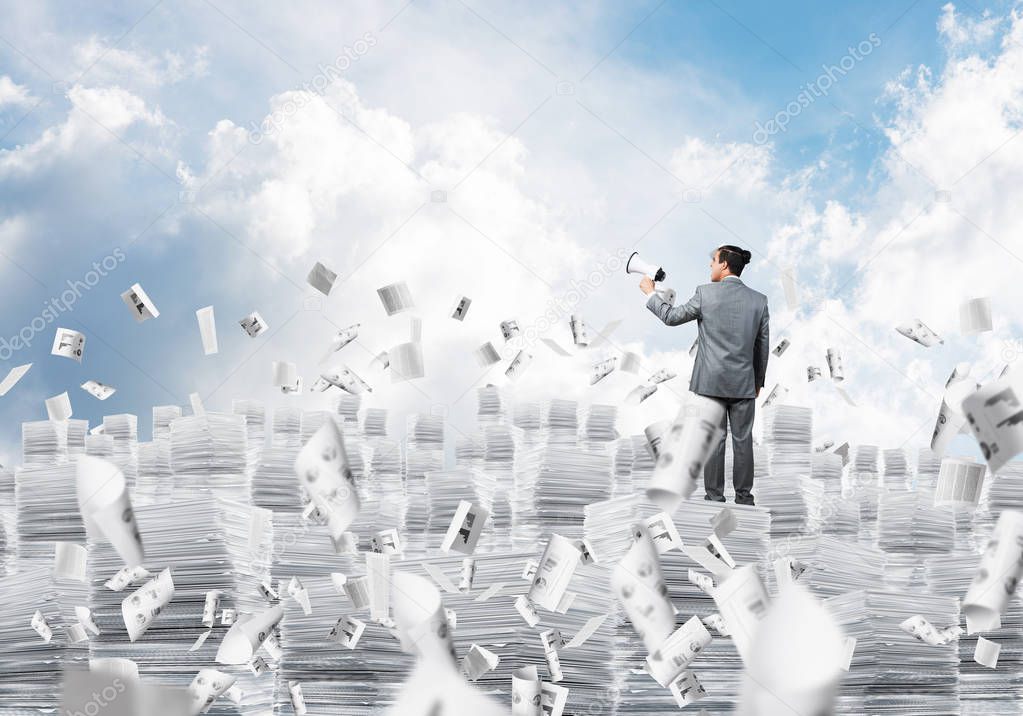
[646,276,769,399]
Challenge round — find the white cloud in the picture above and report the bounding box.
[0,84,167,176]
[72,38,209,87]
[0,75,34,108]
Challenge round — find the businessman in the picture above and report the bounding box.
[640,245,769,505]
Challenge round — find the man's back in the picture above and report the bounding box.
[645,275,769,399]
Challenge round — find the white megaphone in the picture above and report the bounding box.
[626,251,666,282]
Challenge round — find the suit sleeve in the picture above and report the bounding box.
[754,301,770,389]
[646,287,701,326]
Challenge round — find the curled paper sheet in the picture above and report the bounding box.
[105,565,151,592]
[52,327,85,362]
[931,362,978,457]
[187,669,236,715]
[122,568,174,642]
[475,342,502,366]
[461,643,500,681]
[645,512,683,554]
[565,614,609,649]
[389,341,425,382]
[960,296,992,335]
[500,320,521,341]
[505,350,534,381]
[709,564,769,666]
[390,571,456,665]
[320,365,372,395]
[899,615,962,645]
[646,614,713,687]
[963,510,1023,633]
[644,419,672,460]
[961,370,1023,473]
[626,384,657,405]
[459,558,476,592]
[620,351,641,373]
[441,500,489,555]
[570,315,590,346]
[320,323,359,362]
[649,368,676,384]
[669,671,707,708]
[216,604,284,664]
[76,455,144,567]
[761,383,786,408]
[288,681,307,715]
[736,582,844,716]
[511,665,542,716]
[975,636,1000,669]
[825,348,844,382]
[541,682,569,716]
[294,420,361,551]
[611,523,674,653]
[590,356,617,385]
[121,282,160,322]
[385,658,506,716]
[239,311,268,337]
[528,534,582,611]
[328,615,366,649]
[646,394,726,512]
[771,338,790,356]
[896,318,943,347]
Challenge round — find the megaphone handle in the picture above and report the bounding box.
[654,268,666,282]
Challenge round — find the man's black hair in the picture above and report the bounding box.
[715,245,752,276]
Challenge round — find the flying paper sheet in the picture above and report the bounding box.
[294,419,361,550]
[307,261,338,296]
[216,604,284,664]
[896,318,943,347]
[54,542,88,582]
[45,392,72,421]
[500,320,521,341]
[931,362,977,457]
[51,327,85,362]
[390,571,455,664]
[0,363,31,396]
[646,394,726,512]
[611,523,674,652]
[626,383,657,405]
[528,534,581,611]
[569,315,589,346]
[378,281,415,315]
[772,338,790,356]
[239,311,268,337]
[961,369,1023,473]
[450,295,472,321]
[328,615,366,649]
[934,457,985,508]
[620,352,640,373]
[963,510,1023,633]
[646,615,713,687]
[187,669,236,715]
[390,341,425,382]
[320,365,372,394]
[590,356,617,385]
[505,350,533,381]
[960,296,992,335]
[122,568,174,642]
[462,644,500,681]
[441,500,489,554]
[475,342,501,367]
[709,564,769,666]
[195,306,218,355]
[511,665,541,716]
[76,455,144,567]
[121,283,159,323]
[80,380,115,400]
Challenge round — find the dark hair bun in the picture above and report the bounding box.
[741,249,752,262]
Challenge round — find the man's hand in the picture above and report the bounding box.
[756,386,762,398]
[639,276,655,295]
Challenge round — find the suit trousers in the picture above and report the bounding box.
[701,395,756,505]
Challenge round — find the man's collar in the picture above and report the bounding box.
[722,275,742,282]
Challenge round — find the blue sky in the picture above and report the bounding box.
[1,0,1019,464]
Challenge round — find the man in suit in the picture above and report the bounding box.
[640,245,769,505]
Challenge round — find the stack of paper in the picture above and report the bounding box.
[251,444,302,512]
[233,399,266,479]
[169,412,248,500]
[271,406,303,448]
[477,385,504,425]
[335,393,363,426]
[21,420,67,466]
[878,492,954,556]
[403,414,445,548]
[883,448,911,492]
[15,462,85,561]
[533,446,613,540]
[543,399,579,445]
[102,414,139,496]
[477,424,518,550]
[611,438,634,498]
[916,447,943,493]
[582,404,618,444]
[362,407,388,437]
[760,406,813,536]
[66,419,88,456]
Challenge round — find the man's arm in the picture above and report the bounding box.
[646,288,701,326]
[753,301,769,391]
